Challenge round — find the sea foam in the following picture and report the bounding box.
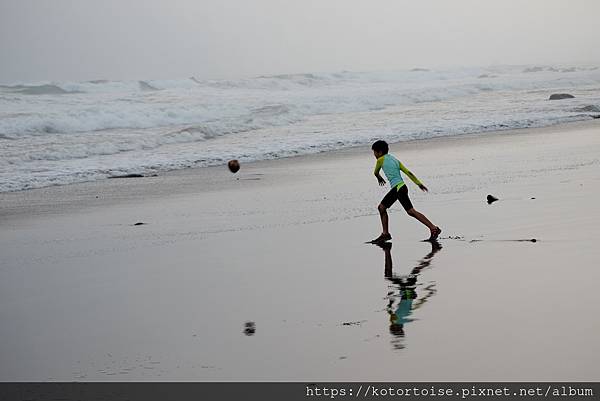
[1,65,599,192]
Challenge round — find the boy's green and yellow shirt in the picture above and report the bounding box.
[374,154,423,190]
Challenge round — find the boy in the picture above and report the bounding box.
[370,140,441,243]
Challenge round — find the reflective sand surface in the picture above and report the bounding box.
[1,121,599,381]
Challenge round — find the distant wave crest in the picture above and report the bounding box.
[1,64,600,192]
[0,84,73,95]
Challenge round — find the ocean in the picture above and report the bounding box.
[1,64,599,192]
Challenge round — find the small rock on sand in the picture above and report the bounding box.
[244,321,256,336]
[109,173,145,179]
[549,93,575,100]
[487,194,499,204]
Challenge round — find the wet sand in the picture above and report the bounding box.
[1,120,599,381]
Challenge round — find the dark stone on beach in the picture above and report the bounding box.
[244,321,256,336]
[549,93,575,100]
[591,114,600,119]
[531,238,537,243]
[133,222,146,226]
[531,197,536,199]
[487,194,499,204]
[109,173,145,178]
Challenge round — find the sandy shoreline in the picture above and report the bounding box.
[1,119,598,221]
[1,120,599,381]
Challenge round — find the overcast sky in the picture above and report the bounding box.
[1,0,599,83]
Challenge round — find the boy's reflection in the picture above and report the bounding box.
[378,240,441,350]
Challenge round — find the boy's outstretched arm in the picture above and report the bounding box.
[399,162,428,192]
[374,157,386,186]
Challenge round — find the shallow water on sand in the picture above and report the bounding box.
[1,123,599,381]
[1,201,599,381]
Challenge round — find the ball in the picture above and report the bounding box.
[228,159,240,173]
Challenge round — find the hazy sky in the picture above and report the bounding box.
[1,0,599,83]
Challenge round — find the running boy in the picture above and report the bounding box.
[370,140,441,243]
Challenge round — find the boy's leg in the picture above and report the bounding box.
[378,203,390,235]
[407,208,441,239]
[406,208,436,231]
[371,189,397,242]
[379,188,399,235]
[397,185,441,237]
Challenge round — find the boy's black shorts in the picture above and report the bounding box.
[380,184,413,211]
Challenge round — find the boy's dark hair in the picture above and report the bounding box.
[371,140,389,154]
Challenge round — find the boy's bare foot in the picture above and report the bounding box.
[428,227,442,241]
[370,233,392,243]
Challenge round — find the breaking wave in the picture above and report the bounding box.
[1,64,600,192]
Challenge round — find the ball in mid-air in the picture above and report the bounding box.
[228,159,240,173]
